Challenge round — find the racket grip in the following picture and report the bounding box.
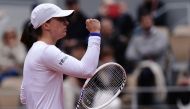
[76,89,85,109]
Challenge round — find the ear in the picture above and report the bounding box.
[42,22,51,31]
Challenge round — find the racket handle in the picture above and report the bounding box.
[76,103,86,109]
[76,89,85,109]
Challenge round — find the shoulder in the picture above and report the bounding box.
[129,35,142,45]
[153,27,168,39]
[43,45,62,57]
[29,42,62,59]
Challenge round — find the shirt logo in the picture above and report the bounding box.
[59,56,68,65]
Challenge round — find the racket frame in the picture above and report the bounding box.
[76,62,127,109]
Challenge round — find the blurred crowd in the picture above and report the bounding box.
[0,0,190,109]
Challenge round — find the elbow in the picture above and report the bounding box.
[20,95,26,104]
[85,72,94,78]
[79,61,98,78]
[20,88,26,104]
[82,68,96,78]
[20,99,26,104]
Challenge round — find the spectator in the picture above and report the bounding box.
[0,28,26,83]
[125,12,169,72]
[129,61,166,109]
[69,42,86,59]
[137,0,167,26]
[65,0,89,42]
[55,0,89,52]
[94,0,123,27]
[100,17,127,67]
[117,1,135,40]
[99,45,115,65]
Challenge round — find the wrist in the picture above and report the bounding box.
[89,32,101,37]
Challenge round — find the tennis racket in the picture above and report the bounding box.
[76,62,127,109]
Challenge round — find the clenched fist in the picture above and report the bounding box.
[86,19,101,33]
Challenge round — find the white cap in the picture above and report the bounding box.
[31,3,74,29]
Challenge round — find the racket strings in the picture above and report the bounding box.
[82,65,126,108]
[93,66,125,106]
[108,66,125,93]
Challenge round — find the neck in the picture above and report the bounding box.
[38,32,57,45]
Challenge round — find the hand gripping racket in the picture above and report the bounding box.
[76,62,127,109]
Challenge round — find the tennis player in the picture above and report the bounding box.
[20,3,101,109]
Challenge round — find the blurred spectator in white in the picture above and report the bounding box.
[137,0,167,26]
[0,28,26,83]
[125,11,169,73]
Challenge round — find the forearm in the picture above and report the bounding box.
[61,36,101,78]
[80,36,101,78]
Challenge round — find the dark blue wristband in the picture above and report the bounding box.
[89,32,101,37]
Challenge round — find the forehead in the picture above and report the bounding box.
[141,15,152,21]
[4,30,16,36]
[51,17,67,21]
[47,17,68,24]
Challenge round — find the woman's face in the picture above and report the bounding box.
[47,17,69,40]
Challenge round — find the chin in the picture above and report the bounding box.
[56,35,65,40]
[62,32,67,36]
[60,35,65,39]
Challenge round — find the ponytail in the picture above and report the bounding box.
[21,21,42,51]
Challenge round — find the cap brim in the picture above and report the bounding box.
[53,10,74,18]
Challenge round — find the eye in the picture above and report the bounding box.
[53,17,69,25]
[56,18,67,22]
